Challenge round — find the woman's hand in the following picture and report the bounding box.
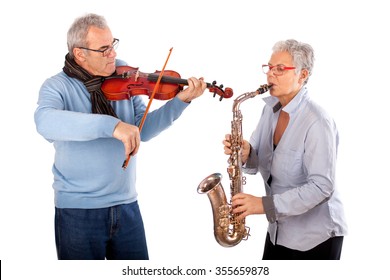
[231,193,264,221]
[223,134,251,164]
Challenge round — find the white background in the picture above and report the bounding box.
[1,0,389,279]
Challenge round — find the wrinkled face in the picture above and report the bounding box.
[266,51,307,104]
[73,26,117,77]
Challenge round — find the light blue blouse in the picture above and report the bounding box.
[244,87,347,251]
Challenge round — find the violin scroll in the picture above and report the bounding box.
[208,80,233,101]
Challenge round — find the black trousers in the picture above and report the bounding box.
[262,232,344,260]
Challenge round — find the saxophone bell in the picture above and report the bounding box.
[198,173,248,247]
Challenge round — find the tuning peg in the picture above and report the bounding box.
[212,81,217,98]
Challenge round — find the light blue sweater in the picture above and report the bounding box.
[34,60,189,209]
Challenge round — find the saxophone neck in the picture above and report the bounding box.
[232,91,257,112]
[232,84,271,112]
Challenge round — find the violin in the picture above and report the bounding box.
[101,66,234,101]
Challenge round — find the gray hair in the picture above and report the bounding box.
[272,39,315,85]
[67,13,108,58]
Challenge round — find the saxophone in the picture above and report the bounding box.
[197,84,271,247]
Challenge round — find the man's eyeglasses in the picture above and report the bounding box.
[78,38,119,57]
[262,64,296,76]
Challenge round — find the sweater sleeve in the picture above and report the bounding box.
[34,74,120,142]
[133,96,190,142]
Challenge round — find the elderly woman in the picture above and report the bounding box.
[223,39,347,259]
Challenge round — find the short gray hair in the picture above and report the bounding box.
[272,39,315,85]
[67,13,108,58]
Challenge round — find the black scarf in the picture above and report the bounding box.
[63,53,118,118]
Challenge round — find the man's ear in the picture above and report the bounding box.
[73,48,86,62]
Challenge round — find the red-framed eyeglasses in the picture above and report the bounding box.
[262,64,296,76]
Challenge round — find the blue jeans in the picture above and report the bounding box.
[55,201,149,260]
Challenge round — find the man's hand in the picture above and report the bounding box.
[176,77,207,103]
[113,121,141,157]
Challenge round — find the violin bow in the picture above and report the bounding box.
[122,47,173,170]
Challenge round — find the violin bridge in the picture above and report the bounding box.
[135,70,140,82]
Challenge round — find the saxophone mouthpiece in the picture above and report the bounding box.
[257,84,272,94]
